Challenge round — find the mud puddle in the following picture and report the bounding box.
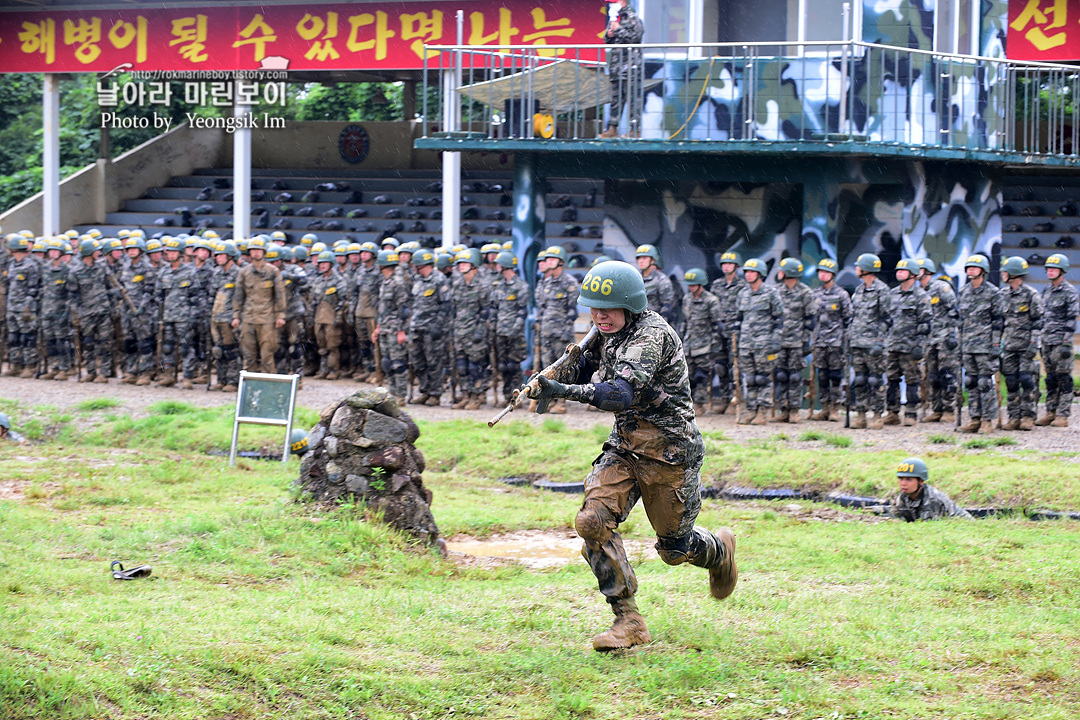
[446,528,658,569]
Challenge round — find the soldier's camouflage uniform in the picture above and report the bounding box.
[309,268,346,378]
[119,256,158,380]
[277,264,308,376]
[1001,283,1043,421]
[890,484,973,522]
[849,277,892,416]
[40,259,73,375]
[923,277,960,416]
[642,268,676,325]
[376,269,411,399]
[811,282,852,410]
[680,287,723,407]
[884,283,932,418]
[535,270,579,368]
[352,262,380,379]
[709,273,746,407]
[158,260,200,380]
[408,270,451,401]
[210,263,240,388]
[67,257,114,379]
[957,280,1004,423]
[776,280,817,415]
[492,272,529,401]
[735,282,784,412]
[452,272,492,398]
[1040,280,1079,419]
[562,310,729,605]
[191,259,215,379]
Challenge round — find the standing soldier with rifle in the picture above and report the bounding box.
[39,239,73,380]
[999,257,1043,431]
[157,237,200,388]
[916,258,960,424]
[883,258,932,426]
[5,235,42,379]
[680,267,724,416]
[709,251,746,414]
[849,253,891,429]
[491,251,529,406]
[533,246,579,414]
[956,255,1004,433]
[351,241,381,383]
[373,249,411,404]
[810,258,852,421]
[734,258,783,425]
[773,257,817,423]
[209,241,241,392]
[407,249,451,406]
[67,239,113,384]
[117,237,158,386]
[451,248,494,410]
[636,244,676,325]
[525,260,737,651]
[1035,253,1079,427]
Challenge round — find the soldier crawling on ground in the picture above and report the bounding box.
[0,412,27,443]
[890,456,973,522]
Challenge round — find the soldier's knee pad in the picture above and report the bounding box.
[867,375,882,388]
[1019,373,1035,391]
[7,330,18,347]
[1056,373,1073,391]
[817,372,829,391]
[23,332,37,348]
[468,361,484,380]
[715,363,729,381]
[655,533,693,566]
[977,375,993,392]
[455,358,469,376]
[928,372,941,389]
[692,367,710,385]
[1045,374,1058,393]
[211,345,223,360]
[1005,374,1020,393]
[380,357,393,373]
[754,374,769,387]
[390,359,408,375]
[774,369,789,385]
[853,373,867,388]
[574,503,613,543]
[139,338,156,356]
[124,337,138,355]
[828,369,843,385]
[964,374,978,390]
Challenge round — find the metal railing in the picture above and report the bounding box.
[420,40,1080,158]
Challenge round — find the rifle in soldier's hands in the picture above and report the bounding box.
[488,326,598,427]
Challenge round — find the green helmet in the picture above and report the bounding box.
[501,240,514,251]
[271,230,287,242]
[292,246,309,262]
[1001,256,1029,277]
[377,249,400,267]
[311,242,327,254]
[219,241,240,259]
[896,456,928,482]
[495,251,517,269]
[413,249,435,267]
[916,257,936,274]
[317,250,335,264]
[964,254,990,273]
[266,244,282,261]
[579,261,647,314]
[163,237,187,254]
[145,239,163,253]
[346,242,362,256]
[399,241,420,256]
[816,257,839,275]
[1045,253,1071,273]
[381,237,400,249]
[544,245,568,265]
[635,244,660,262]
[436,252,454,269]
[248,237,267,253]
[481,242,502,255]
[7,235,31,252]
[894,258,919,275]
[719,250,743,267]
[103,238,124,253]
[683,267,708,285]
[855,253,882,274]
[300,233,318,246]
[455,247,481,268]
[779,257,804,277]
[591,254,612,267]
[289,429,309,456]
[278,246,294,263]
[79,239,99,257]
[741,258,767,277]
[360,241,379,255]
[124,237,147,253]
[0,412,9,430]
[333,244,349,258]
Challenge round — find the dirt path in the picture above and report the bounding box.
[2,375,1078,455]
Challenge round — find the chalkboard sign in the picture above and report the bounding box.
[229,371,299,465]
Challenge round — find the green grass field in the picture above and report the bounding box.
[1,398,1079,719]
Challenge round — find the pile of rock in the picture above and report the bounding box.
[296,388,445,554]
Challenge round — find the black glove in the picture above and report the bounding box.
[802,341,811,357]
[1061,346,1074,361]
[945,333,959,351]
[869,342,883,357]
[529,375,569,400]
[911,345,924,361]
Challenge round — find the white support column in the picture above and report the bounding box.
[42,74,61,236]
[233,100,252,241]
[440,11,464,250]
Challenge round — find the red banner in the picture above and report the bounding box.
[0,2,605,73]
[1006,0,1080,62]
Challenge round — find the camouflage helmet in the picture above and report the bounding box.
[896,456,929,482]
[381,237,400,249]
[316,250,335,264]
[289,428,309,456]
[359,241,378,255]
[377,249,400,267]
[291,246,309,262]
[779,257,804,277]
[123,237,147,253]
[163,237,187,253]
[1001,256,1029,277]
[816,257,840,275]
[413,249,436,267]
[894,258,919,275]
[455,247,482,268]
[145,239,163,253]
[741,258,767,277]
[7,235,31,252]
[855,253,882,274]
[916,257,937,275]
[78,239,99,257]
[544,245,568,265]
[591,254,612,267]
[683,267,708,286]
[1045,253,1071,273]
[300,233,318,246]
[964,254,990,273]
[436,252,454,269]
[580,261,648,314]
[719,250,743,267]
[495,251,518,269]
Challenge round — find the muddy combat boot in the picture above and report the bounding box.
[94,374,110,384]
[709,527,738,600]
[851,411,867,429]
[453,395,470,410]
[1019,416,1035,431]
[592,598,652,652]
[180,377,194,390]
[3,363,19,377]
[550,398,568,414]
[769,409,789,423]
[221,384,238,393]
[19,367,34,378]
[425,395,441,406]
[136,373,153,386]
[1051,415,1070,428]
[882,411,901,426]
[923,410,943,423]
[410,393,431,405]
[314,358,329,380]
[958,417,981,433]
[693,402,706,416]
[867,413,885,430]
[978,419,995,433]
[786,410,800,424]
[353,370,370,383]
[121,372,138,385]
[1035,413,1056,426]
[78,372,96,384]
[158,369,176,387]
[736,409,756,426]
[941,411,956,425]
[464,393,483,411]
[902,413,917,427]
[54,369,70,381]
[1002,417,1021,431]
[750,410,768,425]
[713,398,730,415]
[39,368,56,381]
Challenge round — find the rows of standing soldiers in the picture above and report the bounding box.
[4,228,1079,430]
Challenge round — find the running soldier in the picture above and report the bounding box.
[157,237,200,388]
[451,248,493,411]
[374,249,411,403]
[635,244,676,324]
[67,239,113,384]
[534,246,579,414]
[809,258,852,421]
[773,257,817,423]
[709,251,746,414]
[210,241,241,392]
[957,255,1004,433]
[998,257,1043,431]
[916,258,960,423]
[310,250,346,380]
[884,259,932,426]
[1036,253,1079,427]
[849,253,891,429]
[491,251,529,405]
[735,258,784,425]
[680,267,723,416]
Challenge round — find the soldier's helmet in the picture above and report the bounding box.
[360,241,379,254]
[265,244,282,261]
[381,237,400,249]
[104,238,124,253]
[145,239,163,254]
[741,258,767,277]
[963,254,990,273]
[719,250,743,268]
[635,244,660,261]
[436,252,454,269]
[450,244,466,254]
[545,245,568,265]
[501,240,514,251]
[300,233,318,246]
[129,228,146,239]
[855,253,882,274]
[292,246,309,262]
[247,237,267,253]
[86,228,103,239]
[779,257,804,277]
[579,261,648,314]
[683,267,708,286]
[311,242,327,254]
[203,230,220,240]
[163,237,187,253]
[455,247,482,268]
[346,242,362,256]
[592,254,612,267]
[1045,253,1071,273]
[118,229,132,239]
[333,244,349,258]
[896,457,929,482]
[219,241,240,259]
[398,241,419,255]
[123,237,147,253]
[817,257,839,275]
[7,235,31,251]
[278,246,294,263]
[79,239,99,257]
[18,229,34,238]
[915,258,936,275]
[289,429,310,456]
[316,250,335,264]
[496,251,518,269]
[0,412,9,430]
[894,258,919,275]
[377,249,400,267]
[1001,256,1029,277]
[413,249,436,267]
[271,231,287,242]
[481,242,502,256]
